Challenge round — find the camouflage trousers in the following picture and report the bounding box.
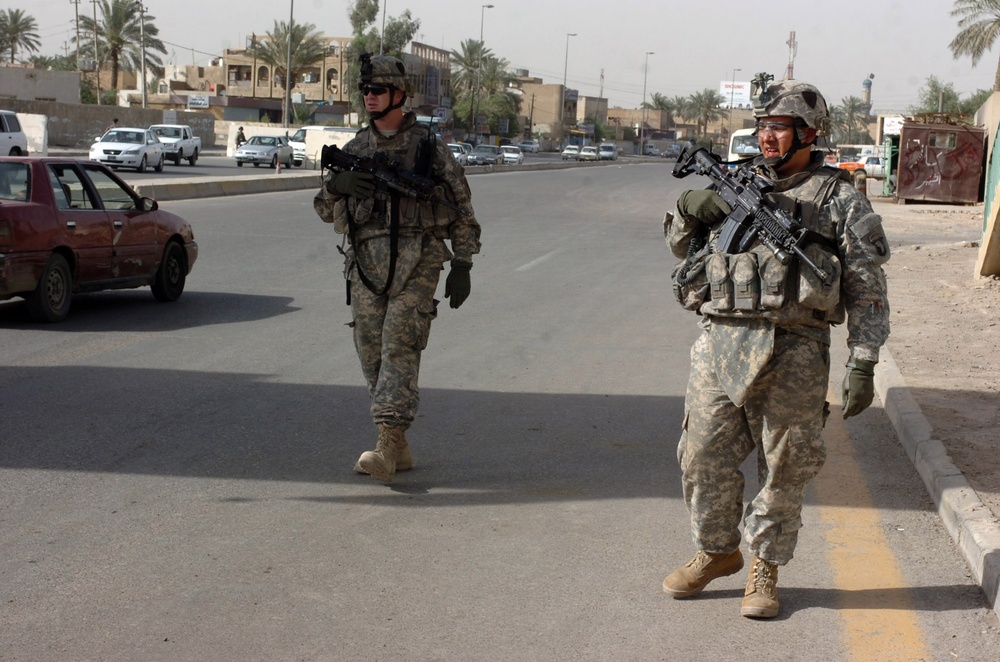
[349,251,441,429]
[677,327,829,565]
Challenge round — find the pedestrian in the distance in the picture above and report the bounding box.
[235,126,247,148]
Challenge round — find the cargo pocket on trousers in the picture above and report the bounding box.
[414,299,439,350]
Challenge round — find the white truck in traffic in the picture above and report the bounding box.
[149,124,201,165]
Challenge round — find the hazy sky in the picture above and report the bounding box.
[20,0,993,113]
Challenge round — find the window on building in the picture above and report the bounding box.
[929,132,957,149]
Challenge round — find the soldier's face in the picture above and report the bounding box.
[363,85,403,114]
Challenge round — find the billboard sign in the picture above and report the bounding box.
[720,81,751,109]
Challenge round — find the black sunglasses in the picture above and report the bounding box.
[360,84,390,97]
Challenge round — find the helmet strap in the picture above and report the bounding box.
[368,86,407,122]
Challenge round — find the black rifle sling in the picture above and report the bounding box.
[344,193,400,298]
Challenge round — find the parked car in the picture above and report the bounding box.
[642,143,660,157]
[89,128,164,173]
[448,143,469,165]
[0,157,198,322]
[287,126,356,167]
[660,145,682,160]
[518,139,540,153]
[598,143,618,161]
[577,145,599,162]
[235,135,294,168]
[0,110,28,156]
[467,144,501,166]
[561,145,581,160]
[500,145,524,165]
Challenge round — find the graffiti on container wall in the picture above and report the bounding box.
[897,124,985,204]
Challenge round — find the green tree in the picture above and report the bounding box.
[670,95,690,130]
[77,0,166,90]
[247,18,327,102]
[644,92,678,127]
[829,96,872,144]
[28,53,76,71]
[0,8,40,63]
[908,75,993,117]
[950,0,1000,91]
[687,89,726,137]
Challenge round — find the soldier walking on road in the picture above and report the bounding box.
[313,53,481,483]
[661,73,891,618]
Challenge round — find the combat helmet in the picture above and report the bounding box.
[357,52,413,121]
[750,72,831,138]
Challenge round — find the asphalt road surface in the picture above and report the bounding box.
[1,164,998,659]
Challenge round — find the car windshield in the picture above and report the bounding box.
[152,127,181,138]
[473,146,496,153]
[104,130,143,144]
[0,162,30,201]
[290,130,307,142]
[502,147,517,153]
[564,146,579,152]
[249,136,276,146]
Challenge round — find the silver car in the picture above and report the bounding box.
[235,135,294,169]
[89,128,164,172]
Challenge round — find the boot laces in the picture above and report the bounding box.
[751,559,777,593]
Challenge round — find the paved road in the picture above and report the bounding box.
[1,164,997,659]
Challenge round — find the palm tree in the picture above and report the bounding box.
[837,96,872,144]
[77,0,166,90]
[0,8,40,64]
[644,93,677,129]
[670,95,690,130]
[247,18,328,96]
[449,39,491,98]
[687,89,726,137]
[950,0,1000,91]
[27,54,76,71]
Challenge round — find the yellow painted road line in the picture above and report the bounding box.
[813,395,930,661]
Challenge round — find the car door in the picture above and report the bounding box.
[80,164,158,280]
[45,163,114,283]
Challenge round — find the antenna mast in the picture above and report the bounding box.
[785,31,797,80]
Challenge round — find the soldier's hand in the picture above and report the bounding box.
[677,189,731,225]
[842,359,876,418]
[445,261,472,309]
[329,171,375,199]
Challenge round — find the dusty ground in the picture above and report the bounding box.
[873,196,1000,520]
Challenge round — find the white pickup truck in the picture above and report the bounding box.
[839,155,886,179]
[149,124,201,166]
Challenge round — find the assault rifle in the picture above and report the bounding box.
[671,142,832,283]
[321,144,470,216]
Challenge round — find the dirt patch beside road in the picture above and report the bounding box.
[874,199,1000,521]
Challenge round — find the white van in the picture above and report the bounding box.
[288,125,356,167]
[726,128,760,169]
[0,110,29,156]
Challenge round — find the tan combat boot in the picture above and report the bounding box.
[354,431,413,475]
[662,549,744,598]
[741,556,780,618]
[355,424,406,482]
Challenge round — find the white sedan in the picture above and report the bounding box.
[448,143,468,165]
[89,128,164,172]
[500,145,524,165]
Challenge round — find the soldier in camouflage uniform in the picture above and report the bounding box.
[313,53,481,483]
[660,74,890,618]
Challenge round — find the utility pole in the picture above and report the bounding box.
[134,2,147,108]
[639,51,653,157]
[70,0,80,66]
[91,0,101,105]
[472,4,493,144]
[284,0,294,128]
[727,67,741,140]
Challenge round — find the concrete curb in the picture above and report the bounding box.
[876,347,1000,617]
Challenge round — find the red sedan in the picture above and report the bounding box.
[0,157,198,322]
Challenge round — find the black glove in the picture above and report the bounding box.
[445,261,472,309]
[328,171,375,199]
[842,359,876,418]
[677,189,731,225]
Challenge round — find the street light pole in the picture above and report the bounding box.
[284,0,294,128]
[727,67,741,140]
[639,51,653,156]
[561,32,576,143]
[134,2,146,108]
[472,3,493,144]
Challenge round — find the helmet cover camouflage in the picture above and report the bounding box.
[750,72,831,137]
[357,52,412,95]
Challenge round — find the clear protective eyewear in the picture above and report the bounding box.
[755,121,796,137]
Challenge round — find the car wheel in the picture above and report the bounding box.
[253,162,260,168]
[270,155,278,169]
[237,161,244,167]
[151,241,187,302]
[154,153,164,172]
[285,154,293,169]
[9,147,22,156]
[188,149,198,166]
[175,149,184,166]
[136,155,147,173]
[26,254,72,323]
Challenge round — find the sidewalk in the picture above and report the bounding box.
[870,196,1000,618]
